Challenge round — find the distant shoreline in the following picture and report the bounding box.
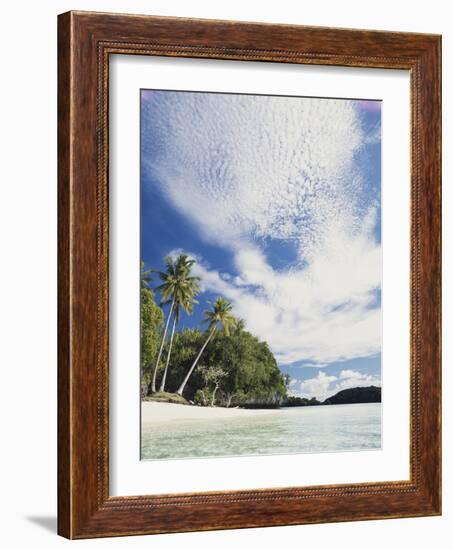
[141,385,382,415]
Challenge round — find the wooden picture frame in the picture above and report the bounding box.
[58,10,441,539]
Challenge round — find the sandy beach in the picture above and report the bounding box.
[141,401,279,424]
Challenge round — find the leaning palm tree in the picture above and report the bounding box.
[176,297,235,396]
[150,254,200,393]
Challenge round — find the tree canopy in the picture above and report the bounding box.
[155,327,287,407]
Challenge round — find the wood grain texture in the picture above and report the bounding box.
[57,11,71,537]
[57,10,441,539]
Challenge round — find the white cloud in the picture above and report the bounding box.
[291,369,381,401]
[143,91,381,366]
[336,369,381,391]
[190,238,380,364]
[297,372,338,401]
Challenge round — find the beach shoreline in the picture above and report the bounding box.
[141,400,279,424]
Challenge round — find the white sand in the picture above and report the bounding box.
[141,401,279,424]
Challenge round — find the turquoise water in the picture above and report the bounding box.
[141,403,381,460]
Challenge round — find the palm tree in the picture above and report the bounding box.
[150,255,200,393]
[176,297,235,396]
[233,318,246,335]
[159,289,197,392]
[141,260,152,289]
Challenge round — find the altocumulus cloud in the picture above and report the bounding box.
[142,91,381,367]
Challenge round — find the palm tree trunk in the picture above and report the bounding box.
[159,313,177,392]
[176,327,216,396]
[151,298,175,393]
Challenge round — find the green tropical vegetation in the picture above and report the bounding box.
[140,254,288,407]
[284,396,322,407]
[140,262,164,397]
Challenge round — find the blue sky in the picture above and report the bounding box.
[141,90,381,401]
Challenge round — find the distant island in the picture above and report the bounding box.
[323,385,381,405]
[285,386,381,407]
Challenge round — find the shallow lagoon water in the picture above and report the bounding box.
[141,402,381,460]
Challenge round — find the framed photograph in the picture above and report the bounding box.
[58,11,441,539]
